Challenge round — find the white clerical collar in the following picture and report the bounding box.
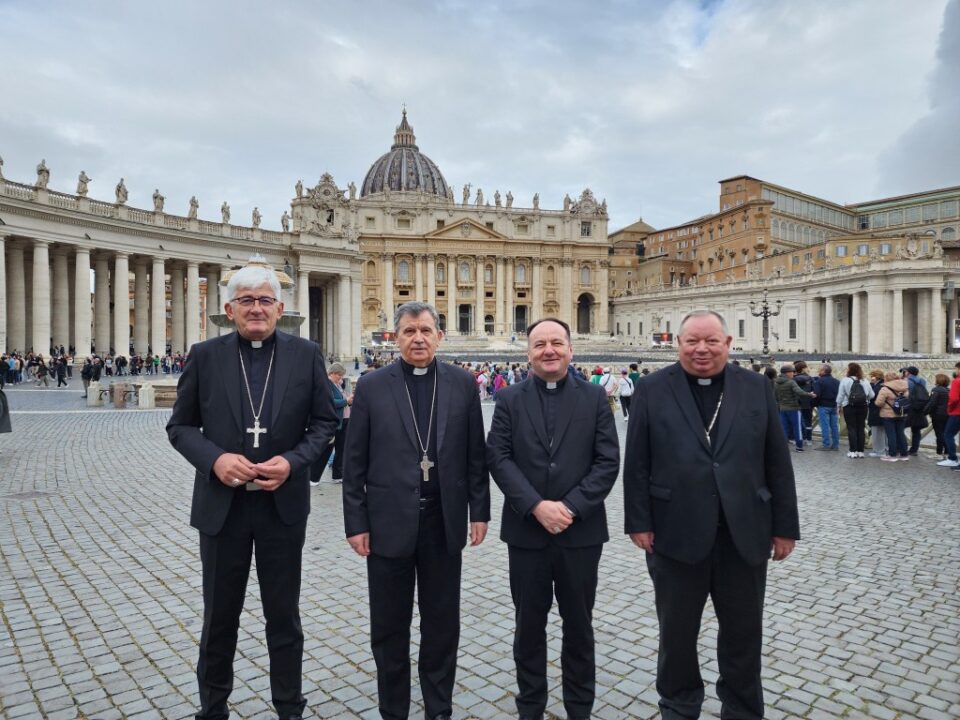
[251,340,263,349]
[412,366,429,376]
[546,381,558,389]
[697,378,712,386]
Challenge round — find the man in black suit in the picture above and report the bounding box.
[342,301,490,720]
[167,265,337,720]
[624,310,800,720]
[486,318,620,720]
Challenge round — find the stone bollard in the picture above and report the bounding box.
[138,384,156,409]
[87,381,103,407]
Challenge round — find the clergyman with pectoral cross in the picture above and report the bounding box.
[342,301,491,720]
[167,264,337,720]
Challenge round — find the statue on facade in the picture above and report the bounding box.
[152,188,164,212]
[933,238,944,259]
[252,206,262,228]
[532,192,539,210]
[476,188,484,206]
[221,201,231,224]
[446,185,454,203]
[563,193,571,212]
[494,190,501,208]
[348,181,357,200]
[281,211,290,232]
[188,196,199,219]
[462,183,471,205]
[600,199,607,215]
[0,154,4,179]
[295,179,303,199]
[76,171,91,196]
[115,178,128,205]
[35,159,50,189]
[506,190,513,208]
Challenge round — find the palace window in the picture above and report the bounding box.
[459,262,471,282]
[580,266,591,285]
[397,217,411,230]
[836,245,848,257]
[943,227,957,241]
[547,225,556,237]
[888,210,903,226]
[923,203,938,221]
[365,216,376,229]
[517,223,529,235]
[738,319,745,338]
[485,265,494,283]
[436,219,445,229]
[546,265,556,284]
[365,260,377,280]
[437,263,446,283]
[486,222,494,230]
[789,318,797,340]
[516,263,527,282]
[880,243,892,255]
[943,200,959,218]
[581,222,592,237]
[857,244,869,256]
[397,260,410,282]
[905,206,921,224]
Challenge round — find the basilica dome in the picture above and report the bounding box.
[361,110,450,199]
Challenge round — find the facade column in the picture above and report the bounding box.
[151,258,166,356]
[324,283,335,355]
[866,290,884,354]
[561,259,574,328]
[891,289,903,354]
[32,240,51,354]
[598,260,610,336]
[505,259,514,336]
[947,288,959,353]
[495,257,505,336]
[298,271,310,339]
[917,290,931,354]
[850,292,862,353]
[134,260,150,354]
[185,261,200,351]
[219,267,231,337]
[806,298,820,352]
[475,256,485,335]
[68,255,76,350]
[73,248,91,359]
[931,286,946,354]
[52,250,69,350]
[95,256,111,354]
[382,255,394,320]
[823,295,835,353]
[170,263,185,353]
[337,274,351,358]
[351,267,361,359]
[414,254,425,303]
[7,244,26,351]
[446,254,457,335]
[0,238,6,353]
[204,269,219,341]
[426,254,436,310]
[532,258,543,323]
[113,253,130,360]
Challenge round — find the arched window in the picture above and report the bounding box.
[365,260,377,280]
[397,260,410,282]
[772,219,780,238]
[436,263,446,283]
[485,264,494,283]
[516,263,527,282]
[459,262,471,282]
[438,313,447,331]
[580,265,591,285]
[546,265,555,284]
[943,227,957,241]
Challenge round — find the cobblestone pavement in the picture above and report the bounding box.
[1,384,959,719]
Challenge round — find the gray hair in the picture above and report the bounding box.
[393,301,440,332]
[678,309,729,337]
[226,266,282,303]
[819,364,833,376]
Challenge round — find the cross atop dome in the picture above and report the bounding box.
[392,108,418,150]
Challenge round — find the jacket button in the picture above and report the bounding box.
[550,462,557,468]
[713,462,720,468]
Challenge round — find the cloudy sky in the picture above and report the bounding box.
[1,0,956,231]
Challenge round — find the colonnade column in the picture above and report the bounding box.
[806,298,820,352]
[32,240,51,354]
[532,259,543,322]
[850,292,862,353]
[931,287,946,354]
[823,295,835,353]
[917,291,931,354]
[866,290,884,354]
[204,269,219,341]
[170,264,185,353]
[561,259,573,328]
[151,258,166,356]
[337,274,351,358]
[73,248,91,358]
[426,254,436,310]
[94,256,111,354]
[0,238,6,353]
[891,289,903,354]
[446,255,456,335]
[52,250,69,350]
[495,257,505,336]
[185,262,200,352]
[504,259,514,336]
[113,253,130,359]
[475,256,485,336]
[598,261,609,336]
[382,255,394,321]
[7,244,25,351]
[298,271,310,339]
[134,260,150,354]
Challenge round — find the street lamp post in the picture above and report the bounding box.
[750,288,783,360]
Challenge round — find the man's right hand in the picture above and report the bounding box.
[212,453,258,488]
[347,533,370,557]
[532,500,574,535]
[630,531,655,553]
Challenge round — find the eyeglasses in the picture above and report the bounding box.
[232,296,278,307]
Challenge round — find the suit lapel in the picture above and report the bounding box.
[548,376,580,457]
[712,365,742,452]
[218,332,243,434]
[521,379,552,453]
[667,363,712,454]
[389,361,424,454]
[270,331,293,427]
[436,362,452,452]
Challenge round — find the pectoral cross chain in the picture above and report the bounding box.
[420,453,435,483]
[247,419,267,449]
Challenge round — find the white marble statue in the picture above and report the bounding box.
[295,179,303,199]
[0,154,5,179]
[506,191,513,208]
[36,159,50,189]
[252,207,262,228]
[152,188,164,212]
[476,188,484,207]
[533,192,539,210]
[77,171,91,197]
[115,178,128,205]
[281,211,291,232]
[462,183,471,206]
[494,190,501,208]
[563,193,571,212]
[188,196,199,219]
[221,201,231,224]
[348,181,357,200]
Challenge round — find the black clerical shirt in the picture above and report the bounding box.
[239,333,276,463]
[532,373,567,449]
[684,367,727,526]
[400,359,440,498]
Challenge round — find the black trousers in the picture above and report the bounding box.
[646,524,767,720]
[367,500,462,720]
[620,394,632,418]
[508,543,602,720]
[933,415,947,454]
[196,490,307,720]
[799,408,813,441]
[843,405,868,452]
[331,418,349,479]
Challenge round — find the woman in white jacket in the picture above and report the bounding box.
[837,362,875,458]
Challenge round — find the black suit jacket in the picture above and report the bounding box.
[167,331,338,536]
[341,360,490,558]
[486,375,620,550]
[623,362,801,566]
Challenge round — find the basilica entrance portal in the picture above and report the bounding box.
[577,294,593,334]
[458,304,472,334]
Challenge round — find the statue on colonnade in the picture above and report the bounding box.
[77,171,91,196]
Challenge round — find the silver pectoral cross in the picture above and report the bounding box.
[420,453,435,482]
[247,419,267,448]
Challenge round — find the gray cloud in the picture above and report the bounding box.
[0,0,951,230]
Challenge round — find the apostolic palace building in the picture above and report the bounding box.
[0,109,957,359]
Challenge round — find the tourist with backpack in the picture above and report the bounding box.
[874,370,910,461]
[902,367,929,456]
[925,373,950,459]
[617,368,635,419]
[837,362,874,458]
[793,360,815,442]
